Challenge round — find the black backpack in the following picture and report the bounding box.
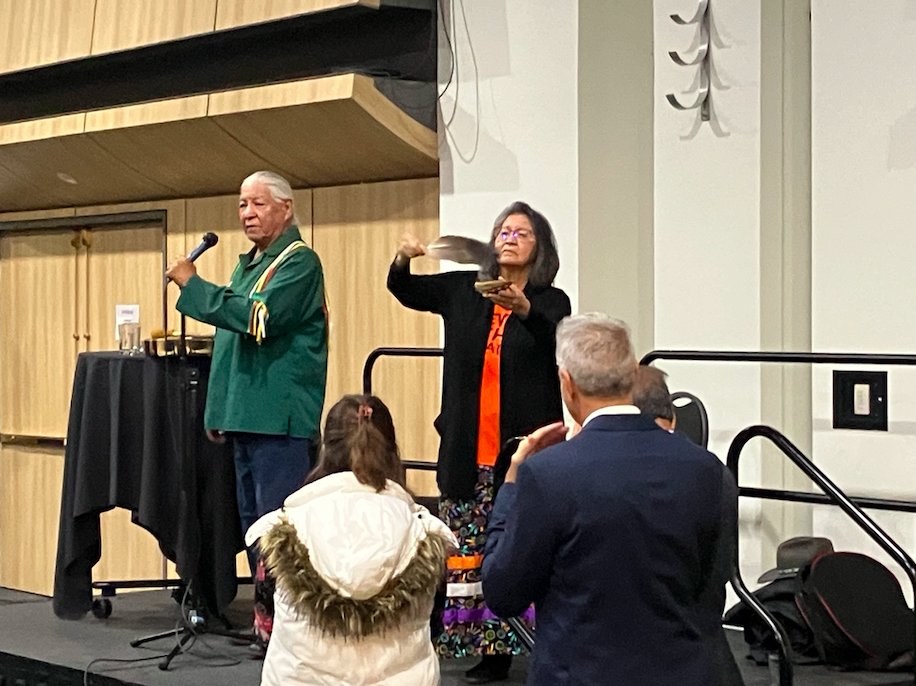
[723,578,820,665]
[795,551,914,671]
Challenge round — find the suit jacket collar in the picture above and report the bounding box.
[580,412,660,433]
[581,404,640,427]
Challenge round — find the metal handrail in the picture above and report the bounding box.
[402,459,436,472]
[642,349,916,685]
[737,487,916,514]
[728,426,916,686]
[362,346,443,395]
[372,347,916,671]
[641,349,916,366]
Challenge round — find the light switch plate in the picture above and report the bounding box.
[833,370,887,431]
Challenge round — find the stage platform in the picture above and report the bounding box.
[0,586,908,685]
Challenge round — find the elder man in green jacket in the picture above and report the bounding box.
[166,170,328,576]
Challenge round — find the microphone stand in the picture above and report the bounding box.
[131,277,251,670]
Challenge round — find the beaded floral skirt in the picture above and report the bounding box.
[434,465,535,659]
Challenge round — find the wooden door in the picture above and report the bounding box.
[82,223,165,353]
[0,229,80,439]
[80,222,168,581]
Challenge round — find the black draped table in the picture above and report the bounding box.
[53,352,243,619]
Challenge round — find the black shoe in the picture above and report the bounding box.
[463,655,511,684]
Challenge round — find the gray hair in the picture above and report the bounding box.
[555,313,637,398]
[241,170,300,225]
[479,201,560,287]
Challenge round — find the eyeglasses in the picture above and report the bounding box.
[496,228,534,242]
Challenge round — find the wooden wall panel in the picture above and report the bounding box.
[0,0,95,74]
[84,97,208,131]
[94,508,165,583]
[313,178,440,495]
[0,444,64,595]
[0,208,76,222]
[0,74,436,212]
[0,230,79,438]
[85,100,277,199]
[0,115,86,213]
[0,444,164,595]
[91,0,217,55]
[0,113,85,145]
[214,0,378,30]
[184,193,244,332]
[208,76,438,188]
[183,193,246,337]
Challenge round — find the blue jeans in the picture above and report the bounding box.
[232,432,314,574]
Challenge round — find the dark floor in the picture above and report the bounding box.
[0,586,910,685]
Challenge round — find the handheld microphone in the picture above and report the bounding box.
[188,232,219,262]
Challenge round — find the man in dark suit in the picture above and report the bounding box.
[482,313,738,686]
[632,364,745,686]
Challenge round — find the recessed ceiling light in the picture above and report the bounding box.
[56,172,78,185]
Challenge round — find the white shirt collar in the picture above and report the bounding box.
[581,404,641,428]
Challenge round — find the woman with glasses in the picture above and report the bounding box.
[387,201,571,684]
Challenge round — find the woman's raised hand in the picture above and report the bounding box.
[396,233,427,261]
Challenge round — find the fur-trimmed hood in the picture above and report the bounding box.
[246,472,456,639]
[260,519,449,638]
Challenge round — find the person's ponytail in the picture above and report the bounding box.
[348,406,399,491]
[309,395,404,491]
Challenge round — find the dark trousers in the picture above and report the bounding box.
[231,432,314,574]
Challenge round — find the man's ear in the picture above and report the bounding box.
[559,368,575,402]
[654,417,676,432]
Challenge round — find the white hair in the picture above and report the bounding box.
[241,170,300,225]
[555,313,637,397]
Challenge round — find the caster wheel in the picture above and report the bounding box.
[92,598,112,619]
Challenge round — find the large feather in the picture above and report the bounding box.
[425,235,493,266]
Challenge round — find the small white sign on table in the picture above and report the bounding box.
[115,304,140,342]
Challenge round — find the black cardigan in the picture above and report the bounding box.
[388,260,571,499]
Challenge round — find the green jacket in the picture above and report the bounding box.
[177,226,328,438]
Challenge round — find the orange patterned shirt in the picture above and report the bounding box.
[476,306,511,466]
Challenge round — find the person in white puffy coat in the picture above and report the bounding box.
[246,394,457,686]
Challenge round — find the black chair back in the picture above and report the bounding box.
[671,391,709,448]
